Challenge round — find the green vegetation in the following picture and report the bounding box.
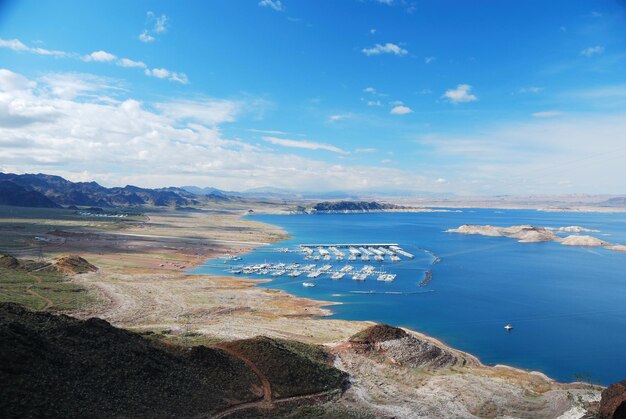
[0,266,98,311]
[221,336,349,399]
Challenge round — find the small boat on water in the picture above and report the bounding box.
[504,323,513,331]
[331,272,345,279]
[302,282,316,287]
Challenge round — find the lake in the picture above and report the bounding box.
[191,209,626,385]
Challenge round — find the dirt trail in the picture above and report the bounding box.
[25,272,53,310]
[215,345,273,402]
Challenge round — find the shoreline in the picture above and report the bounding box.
[209,213,587,386]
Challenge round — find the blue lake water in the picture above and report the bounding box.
[190,209,626,385]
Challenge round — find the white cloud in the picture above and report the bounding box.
[390,105,412,115]
[156,99,240,126]
[38,72,123,100]
[0,69,36,91]
[363,87,377,94]
[83,50,117,62]
[355,148,376,153]
[139,12,168,42]
[367,100,382,107]
[6,68,619,194]
[443,84,477,103]
[117,58,147,68]
[258,0,284,11]
[0,38,66,57]
[362,43,407,56]
[424,56,435,64]
[376,0,394,4]
[532,111,563,118]
[370,28,377,35]
[145,68,189,84]
[581,45,604,57]
[263,136,347,154]
[435,178,447,184]
[153,14,168,33]
[415,113,626,194]
[138,30,155,43]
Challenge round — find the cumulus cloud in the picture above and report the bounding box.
[258,0,284,11]
[390,105,412,115]
[83,50,117,62]
[580,45,604,57]
[362,43,407,56]
[0,68,442,193]
[0,38,67,57]
[443,84,477,103]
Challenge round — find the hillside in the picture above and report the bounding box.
[0,303,349,418]
[0,180,60,208]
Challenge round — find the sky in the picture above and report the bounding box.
[0,0,625,196]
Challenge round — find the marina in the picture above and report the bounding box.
[220,243,421,283]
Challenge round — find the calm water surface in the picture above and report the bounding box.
[191,209,626,384]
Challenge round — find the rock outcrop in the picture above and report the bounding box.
[599,379,626,419]
[447,224,556,242]
[348,324,467,369]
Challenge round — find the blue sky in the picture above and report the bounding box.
[1,0,625,195]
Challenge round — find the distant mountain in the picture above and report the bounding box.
[181,186,236,197]
[598,197,626,207]
[0,181,60,208]
[0,173,200,208]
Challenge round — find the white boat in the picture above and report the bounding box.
[229,268,243,274]
[361,254,370,261]
[377,273,396,282]
[352,273,367,281]
[504,323,513,331]
[307,271,321,278]
[288,271,302,277]
[319,264,333,272]
[348,254,357,261]
[339,265,354,272]
[374,254,385,262]
[271,270,285,276]
[390,255,401,262]
[331,272,345,279]
[302,282,316,287]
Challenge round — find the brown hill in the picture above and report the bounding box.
[0,303,349,418]
[51,255,98,274]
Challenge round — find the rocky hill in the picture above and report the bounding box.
[0,303,349,418]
